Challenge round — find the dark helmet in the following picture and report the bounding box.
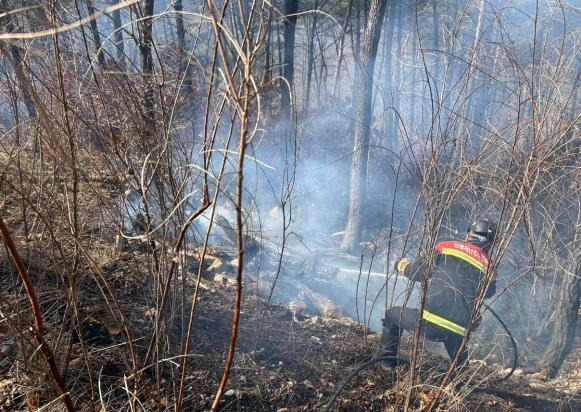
[468,219,496,242]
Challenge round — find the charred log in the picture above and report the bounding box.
[214,214,260,260]
[296,284,343,318]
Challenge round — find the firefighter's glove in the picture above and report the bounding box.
[394,257,409,273]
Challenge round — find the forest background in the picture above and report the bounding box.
[0,0,579,410]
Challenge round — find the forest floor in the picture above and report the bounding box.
[156,277,581,412]
[163,282,581,412]
[1,247,580,411]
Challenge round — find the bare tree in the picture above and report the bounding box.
[1,1,581,410]
[304,0,319,110]
[381,0,396,140]
[139,0,156,143]
[111,0,126,69]
[173,0,194,97]
[331,0,354,97]
[540,251,581,378]
[281,0,298,128]
[0,0,38,121]
[85,0,105,66]
[341,0,388,252]
[534,128,581,379]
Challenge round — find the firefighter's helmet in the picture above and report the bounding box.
[468,218,496,242]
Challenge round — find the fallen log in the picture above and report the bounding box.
[296,283,343,318]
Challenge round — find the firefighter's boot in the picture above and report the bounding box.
[376,317,401,371]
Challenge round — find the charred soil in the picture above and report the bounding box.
[1,248,580,411]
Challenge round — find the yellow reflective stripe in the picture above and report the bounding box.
[440,247,486,273]
[422,310,466,336]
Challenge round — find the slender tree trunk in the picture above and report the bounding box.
[382,0,396,142]
[262,5,274,83]
[281,0,298,128]
[466,0,487,147]
[392,1,402,142]
[351,2,361,101]
[409,6,418,131]
[304,0,319,111]
[140,0,155,144]
[332,0,354,97]
[0,6,37,120]
[0,5,42,153]
[341,0,388,253]
[276,15,283,80]
[431,0,443,134]
[432,0,440,51]
[174,0,194,96]
[174,0,186,50]
[316,35,327,105]
[86,0,105,66]
[7,44,37,119]
[111,0,125,70]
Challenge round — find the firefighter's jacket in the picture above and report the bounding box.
[400,240,496,336]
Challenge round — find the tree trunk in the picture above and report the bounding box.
[341,0,388,253]
[6,43,37,120]
[111,0,125,70]
[174,0,194,97]
[539,253,581,379]
[262,5,274,83]
[409,6,418,130]
[316,35,326,105]
[304,0,319,111]
[281,0,298,128]
[0,3,40,153]
[350,2,361,101]
[381,0,396,143]
[392,1,402,142]
[466,0,488,147]
[331,0,354,97]
[86,0,105,66]
[431,0,443,133]
[0,4,37,120]
[140,0,155,144]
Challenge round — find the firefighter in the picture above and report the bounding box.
[378,218,498,368]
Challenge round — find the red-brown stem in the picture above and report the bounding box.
[0,215,75,411]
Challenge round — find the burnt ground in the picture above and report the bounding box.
[158,282,581,412]
[1,248,580,412]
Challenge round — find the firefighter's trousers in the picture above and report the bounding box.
[380,306,468,366]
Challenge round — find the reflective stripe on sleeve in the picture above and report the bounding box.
[422,310,467,336]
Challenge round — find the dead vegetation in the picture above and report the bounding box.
[1,231,580,411]
[1,1,580,411]
[0,143,579,411]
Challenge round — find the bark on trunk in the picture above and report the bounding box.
[382,0,396,142]
[341,0,388,253]
[0,4,37,120]
[86,0,105,66]
[539,254,581,379]
[331,0,354,97]
[304,0,319,110]
[174,0,194,96]
[262,5,274,83]
[140,0,156,143]
[111,1,125,70]
[281,0,298,127]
